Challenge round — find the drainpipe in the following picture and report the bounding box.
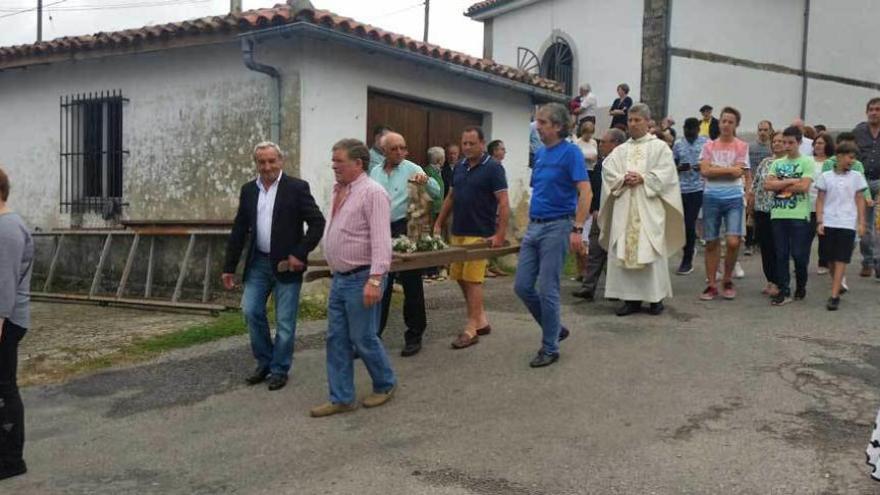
[799,0,810,120]
[241,38,282,143]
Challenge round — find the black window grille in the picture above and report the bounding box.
[541,38,574,95]
[59,90,128,213]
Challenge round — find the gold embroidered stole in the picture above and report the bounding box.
[623,142,646,269]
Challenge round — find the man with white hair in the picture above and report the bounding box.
[223,141,326,391]
[598,103,685,316]
[371,132,442,357]
[576,83,598,128]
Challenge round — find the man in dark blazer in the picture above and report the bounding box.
[699,105,721,140]
[223,142,325,391]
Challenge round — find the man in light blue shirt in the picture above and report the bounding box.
[672,117,707,275]
[370,132,441,357]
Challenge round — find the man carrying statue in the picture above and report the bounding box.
[598,103,685,316]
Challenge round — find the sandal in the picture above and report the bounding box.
[451,332,479,349]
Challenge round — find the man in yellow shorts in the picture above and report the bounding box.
[434,126,510,349]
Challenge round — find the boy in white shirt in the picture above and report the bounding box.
[816,142,868,310]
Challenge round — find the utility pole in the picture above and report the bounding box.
[37,0,43,42]
[230,0,242,14]
[422,0,429,43]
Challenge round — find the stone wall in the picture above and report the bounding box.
[640,0,671,117]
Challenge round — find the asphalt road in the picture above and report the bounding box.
[6,253,880,494]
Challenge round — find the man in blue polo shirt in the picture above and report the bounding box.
[434,126,509,350]
[515,102,591,368]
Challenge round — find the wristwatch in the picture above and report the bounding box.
[571,226,584,234]
[367,277,382,287]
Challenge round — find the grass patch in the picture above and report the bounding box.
[563,252,578,278]
[59,293,329,379]
[132,312,245,355]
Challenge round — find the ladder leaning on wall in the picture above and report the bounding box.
[32,220,231,313]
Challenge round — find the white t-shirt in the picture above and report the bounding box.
[579,92,598,119]
[816,169,868,230]
[576,137,598,169]
[800,137,814,157]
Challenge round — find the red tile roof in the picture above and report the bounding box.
[465,0,515,17]
[0,1,562,93]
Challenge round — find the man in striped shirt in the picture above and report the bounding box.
[311,139,397,418]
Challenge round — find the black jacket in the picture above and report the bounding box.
[708,117,720,140]
[589,158,603,213]
[223,173,326,283]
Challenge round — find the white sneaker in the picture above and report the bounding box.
[817,267,829,275]
[734,261,745,279]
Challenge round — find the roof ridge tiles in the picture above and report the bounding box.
[0,4,562,93]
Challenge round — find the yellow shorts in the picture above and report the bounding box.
[449,235,488,283]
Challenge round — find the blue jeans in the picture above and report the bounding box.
[241,255,302,376]
[326,270,396,405]
[702,194,745,241]
[860,179,880,270]
[514,218,570,356]
[771,219,812,296]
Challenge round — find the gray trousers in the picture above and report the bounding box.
[580,218,607,295]
[861,179,880,270]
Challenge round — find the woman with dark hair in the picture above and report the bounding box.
[0,166,33,480]
[751,132,786,297]
[608,83,633,130]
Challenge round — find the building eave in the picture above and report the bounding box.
[465,0,543,21]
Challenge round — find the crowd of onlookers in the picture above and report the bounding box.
[562,84,880,312]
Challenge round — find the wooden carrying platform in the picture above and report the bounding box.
[303,243,519,282]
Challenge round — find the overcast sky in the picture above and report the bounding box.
[0,0,483,56]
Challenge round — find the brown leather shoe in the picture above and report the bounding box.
[310,402,357,418]
[476,325,492,336]
[861,266,873,277]
[451,332,479,349]
[362,386,396,408]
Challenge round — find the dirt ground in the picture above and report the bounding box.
[17,302,214,385]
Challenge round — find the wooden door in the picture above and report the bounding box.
[367,91,484,167]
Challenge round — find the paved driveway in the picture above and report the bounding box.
[6,254,880,494]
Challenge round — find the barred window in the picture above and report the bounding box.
[541,38,574,96]
[60,90,128,213]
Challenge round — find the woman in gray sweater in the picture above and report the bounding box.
[0,167,33,480]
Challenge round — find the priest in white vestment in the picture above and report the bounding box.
[598,103,685,316]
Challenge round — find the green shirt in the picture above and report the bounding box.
[422,165,445,215]
[823,156,872,200]
[769,155,814,221]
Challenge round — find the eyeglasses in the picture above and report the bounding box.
[387,145,407,151]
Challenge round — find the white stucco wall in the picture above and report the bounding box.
[0,35,539,231]
[668,57,803,132]
[668,0,879,132]
[287,36,536,217]
[0,42,277,229]
[488,0,644,107]
[807,0,879,83]
[805,79,878,130]
[670,0,803,68]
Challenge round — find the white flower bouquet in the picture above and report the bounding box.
[392,234,448,253]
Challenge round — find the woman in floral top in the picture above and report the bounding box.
[750,131,785,296]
